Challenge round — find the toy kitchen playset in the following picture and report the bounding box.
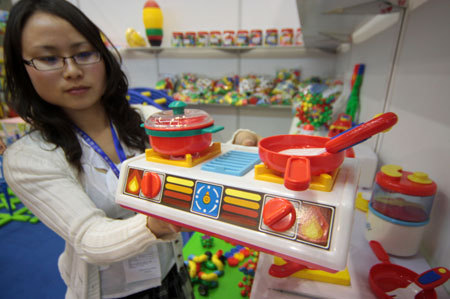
[115,101,397,273]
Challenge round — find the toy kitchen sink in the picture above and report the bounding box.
[116,142,359,272]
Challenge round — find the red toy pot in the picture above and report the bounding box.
[143,101,223,156]
[149,133,213,156]
[258,112,398,191]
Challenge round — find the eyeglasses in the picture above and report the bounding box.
[23,51,101,71]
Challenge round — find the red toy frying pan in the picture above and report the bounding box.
[369,240,449,299]
[258,112,398,191]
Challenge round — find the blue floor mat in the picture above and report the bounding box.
[0,204,66,299]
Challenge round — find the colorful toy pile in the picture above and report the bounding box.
[293,79,343,131]
[184,233,259,297]
[155,69,314,106]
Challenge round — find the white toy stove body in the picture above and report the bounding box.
[116,143,359,272]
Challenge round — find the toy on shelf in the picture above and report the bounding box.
[366,164,437,256]
[369,240,449,299]
[142,0,163,47]
[345,63,365,122]
[127,87,174,110]
[293,79,343,131]
[125,28,147,48]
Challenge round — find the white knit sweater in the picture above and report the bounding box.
[4,123,184,298]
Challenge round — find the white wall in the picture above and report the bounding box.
[339,0,450,292]
[377,1,450,291]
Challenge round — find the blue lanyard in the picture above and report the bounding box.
[74,122,127,178]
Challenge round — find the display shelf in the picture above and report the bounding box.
[187,103,292,110]
[119,45,332,59]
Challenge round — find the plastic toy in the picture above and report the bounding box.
[125,28,146,48]
[271,256,351,286]
[366,164,437,256]
[143,101,224,156]
[117,104,370,272]
[201,235,214,248]
[369,240,449,299]
[127,87,174,110]
[142,0,163,47]
[186,250,225,297]
[345,64,365,121]
[258,112,398,191]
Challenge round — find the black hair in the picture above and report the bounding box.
[4,0,147,171]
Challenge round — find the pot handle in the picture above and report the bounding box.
[284,156,311,191]
[200,125,224,134]
[369,240,391,264]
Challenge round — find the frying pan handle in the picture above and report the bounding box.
[325,112,398,154]
[369,240,391,264]
[284,156,311,191]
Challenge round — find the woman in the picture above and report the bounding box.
[3,0,191,298]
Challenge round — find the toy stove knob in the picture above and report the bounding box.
[263,198,296,232]
[141,172,161,198]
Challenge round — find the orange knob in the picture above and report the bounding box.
[263,198,296,232]
[141,172,161,198]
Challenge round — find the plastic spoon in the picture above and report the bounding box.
[387,267,450,298]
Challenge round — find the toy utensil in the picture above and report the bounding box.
[368,240,448,299]
[258,112,397,191]
[387,267,450,298]
[295,112,398,156]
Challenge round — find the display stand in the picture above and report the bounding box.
[250,209,449,299]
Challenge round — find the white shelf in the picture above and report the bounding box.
[119,45,333,59]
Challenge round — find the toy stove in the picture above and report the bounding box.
[116,142,359,272]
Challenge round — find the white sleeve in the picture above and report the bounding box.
[3,138,174,265]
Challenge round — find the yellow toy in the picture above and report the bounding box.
[125,28,146,48]
[142,0,163,46]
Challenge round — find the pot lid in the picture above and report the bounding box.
[144,101,214,131]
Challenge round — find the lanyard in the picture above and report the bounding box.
[74,122,127,178]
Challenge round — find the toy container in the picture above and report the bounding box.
[249,29,263,46]
[197,31,209,47]
[280,28,293,46]
[265,28,278,46]
[209,31,222,46]
[171,32,184,47]
[295,28,304,46]
[183,31,196,47]
[236,30,249,46]
[223,30,235,47]
[365,164,437,256]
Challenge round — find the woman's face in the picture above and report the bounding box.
[21,12,107,116]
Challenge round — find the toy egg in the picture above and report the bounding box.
[142,0,163,47]
[365,164,437,256]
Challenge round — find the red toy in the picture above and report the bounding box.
[369,240,449,299]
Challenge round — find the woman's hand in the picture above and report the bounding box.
[233,131,261,146]
[147,216,181,238]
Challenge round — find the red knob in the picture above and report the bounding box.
[263,198,296,232]
[141,172,161,198]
